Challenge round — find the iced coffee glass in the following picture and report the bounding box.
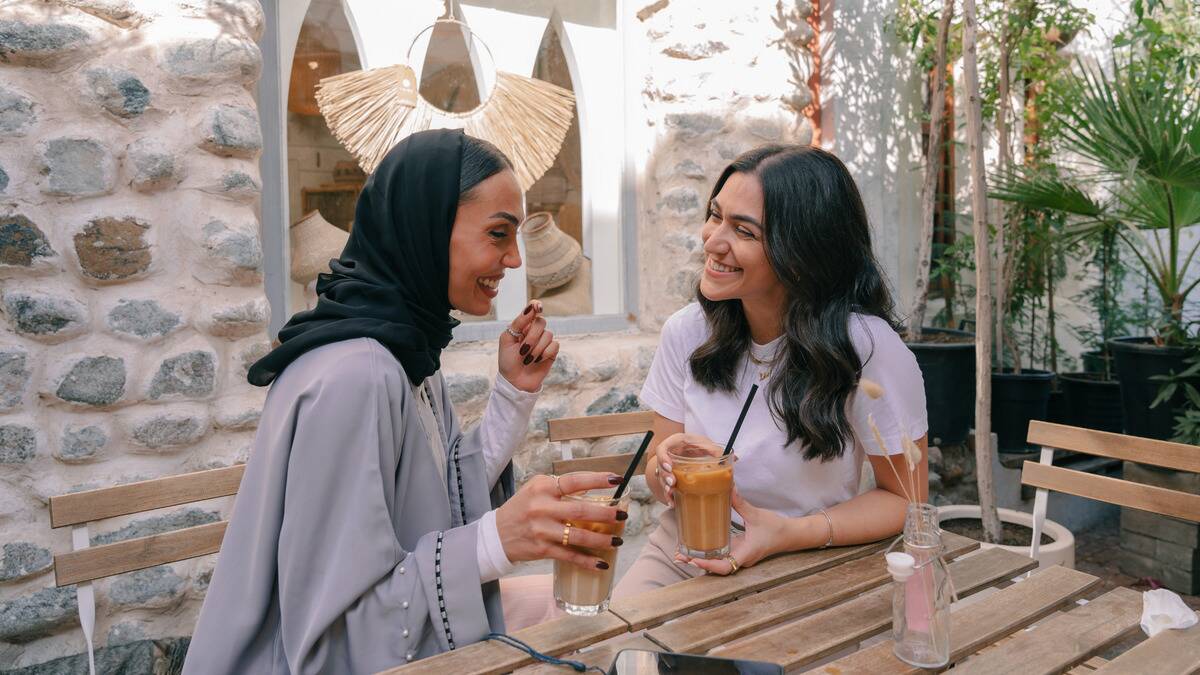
[553,479,629,616]
[669,445,734,559]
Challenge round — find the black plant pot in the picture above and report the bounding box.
[1046,385,1068,425]
[905,328,975,447]
[1081,350,1114,376]
[1109,337,1196,440]
[991,369,1055,453]
[1059,372,1124,433]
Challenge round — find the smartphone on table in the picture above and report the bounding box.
[607,649,784,674]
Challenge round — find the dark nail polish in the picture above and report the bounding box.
[616,511,629,521]
[523,355,533,366]
[595,560,610,570]
[608,475,622,485]
[612,537,624,547]
[520,344,531,356]
[523,304,532,315]
[535,356,543,363]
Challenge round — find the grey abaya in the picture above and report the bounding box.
[184,337,519,674]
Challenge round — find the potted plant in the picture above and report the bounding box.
[991,55,1200,440]
[899,0,978,449]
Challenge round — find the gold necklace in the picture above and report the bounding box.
[748,351,774,381]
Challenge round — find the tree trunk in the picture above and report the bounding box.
[907,0,955,340]
[995,2,1012,370]
[962,0,1002,543]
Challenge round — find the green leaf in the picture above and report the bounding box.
[1151,382,1178,408]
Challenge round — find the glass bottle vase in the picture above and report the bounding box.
[891,503,951,669]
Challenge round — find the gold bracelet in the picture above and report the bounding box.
[818,508,834,548]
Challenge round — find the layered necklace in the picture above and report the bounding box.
[748,341,782,381]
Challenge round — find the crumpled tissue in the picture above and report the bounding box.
[1141,588,1199,638]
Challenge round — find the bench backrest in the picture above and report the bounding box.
[548,411,654,475]
[1022,421,1200,523]
[50,465,245,587]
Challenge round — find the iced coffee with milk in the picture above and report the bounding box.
[669,446,734,559]
[553,486,629,616]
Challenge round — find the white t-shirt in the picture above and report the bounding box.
[640,303,927,522]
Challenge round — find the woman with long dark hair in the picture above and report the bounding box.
[615,144,927,594]
[185,130,626,674]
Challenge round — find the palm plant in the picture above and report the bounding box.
[991,56,1200,345]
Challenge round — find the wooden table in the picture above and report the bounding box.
[382,533,1200,674]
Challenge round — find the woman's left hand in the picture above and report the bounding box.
[675,488,788,575]
[498,300,559,393]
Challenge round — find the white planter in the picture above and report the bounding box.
[936,504,1075,570]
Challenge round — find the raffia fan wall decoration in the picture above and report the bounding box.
[316,65,576,191]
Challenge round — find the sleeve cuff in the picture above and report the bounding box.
[476,509,515,583]
[415,522,490,650]
[638,387,683,424]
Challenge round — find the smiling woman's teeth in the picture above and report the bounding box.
[708,259,741,273]
[478,277,500,289]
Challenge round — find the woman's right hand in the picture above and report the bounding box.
[648,432,725,507]
[494,472,627,571]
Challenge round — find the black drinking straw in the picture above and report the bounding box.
[723,384,759,456]
[611,430,654,503]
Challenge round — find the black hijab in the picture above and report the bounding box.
[248,129,465,387]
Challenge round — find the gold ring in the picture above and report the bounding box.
[562,523,572,547]
[726,555,740,574]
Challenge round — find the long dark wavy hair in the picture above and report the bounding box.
[689,144,897,461]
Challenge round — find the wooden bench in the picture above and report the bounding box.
[547,410,654,475]
[1023,421,1200,564]
[48,465,245,674]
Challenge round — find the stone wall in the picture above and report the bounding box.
[0,1,268,671]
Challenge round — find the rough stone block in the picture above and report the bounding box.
[236,339,270,377]
[84,66,148,117]
[200,104,262,158]
[1159,564,1200,595]
[543,352,580,387]
[108,565,184,608]
[0,348,31,409]
[0,164,8,192]
[159,35,261,89]
[37,137,116,196]
[665,112,724,140]
[1119,529,1157,559]
[105,620,145,647]
[0,85,36,136]
[588,359,619,382]
[1117,546,1159,580]
[6,638,165,674]
[1156,538,1200,573]
[635,345,656,375]
[586,387,644,416]
[207,0,265,39]
[0,19,92,64]
[673,159,706,180]
[92,507,219,545]
[73,216,151,282]
[106,298,182,340]
[1121,508,1200,548]
[0,214,55,267]
[0,586,77,642]
[0,541,52,582]
[59,1,141,27]
[217,169,260,198]
[2,290,87,338]
[746,117,785,141]
[198,219,263,284]
[527,398,568,438]
[54,355,126,406]
[0,423,38,463]
[57,424,108,462]
[203,298,268,338]
[659,186,700,215]
[130,410,208,450]
[213,396,262,430]
[127,138,182,192]
[446,372,489,405]
[147,350,216,400]
[1123,461,1200,495]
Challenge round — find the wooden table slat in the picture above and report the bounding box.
[952,587,1142,675]
[646,533,978,653]
[609,535,974,632]
[1091,623,1200,675]
[711,546,1037,671]
[382,611,628,675]
[518,634,662,674]
[812,564,1101,674]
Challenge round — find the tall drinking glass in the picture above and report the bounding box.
[553,478,629,616]
[669,446,734,559]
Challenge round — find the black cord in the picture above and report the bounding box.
[485,633,607,674]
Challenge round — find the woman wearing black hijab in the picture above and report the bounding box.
[185,130,625,674]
